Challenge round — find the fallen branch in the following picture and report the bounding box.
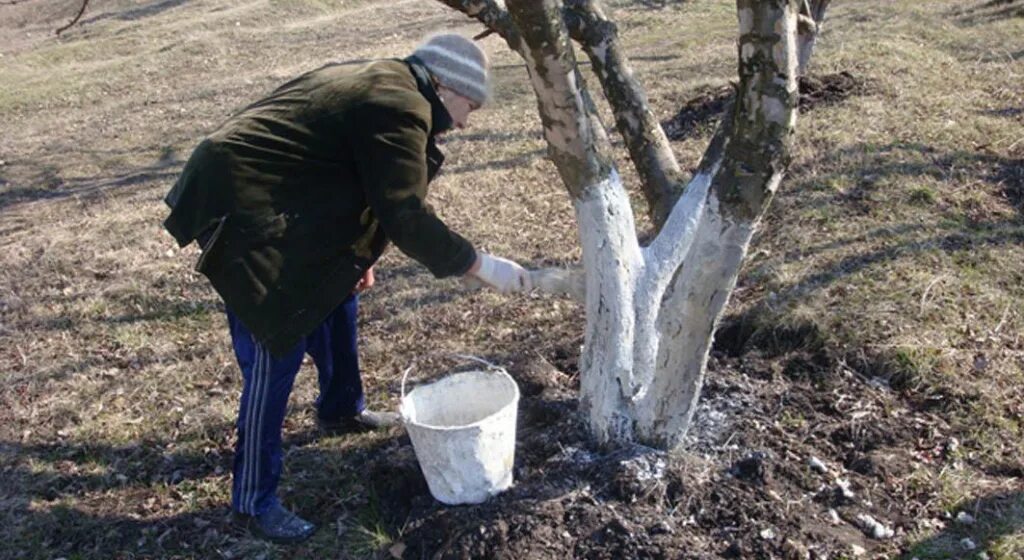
[55,0,89,35]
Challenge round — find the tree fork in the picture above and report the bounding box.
[564,0,683,228]
[434,0,812,451]
[634,0,803,447]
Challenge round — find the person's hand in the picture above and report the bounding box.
[466,253,532,293]
[354,266,375,293]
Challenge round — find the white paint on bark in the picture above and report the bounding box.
[574,169,643,442]
[488,0,802,450]
[565,150,789,448]
[741,43,756,63]
[636,193,753,447]
[571,159,749,446]
[632,166,718,397]
[645,167,717,277]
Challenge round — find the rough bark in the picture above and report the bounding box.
[437,0,683,228]
[432,0,522,47]
[565,0,683,227]
[434,0,806,450]
[501,0,644,444]
[635,0,801,447]
[505,0,614,195]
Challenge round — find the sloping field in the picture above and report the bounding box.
[0,0,1022,558]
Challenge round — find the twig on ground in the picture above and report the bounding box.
[1006,135,1023,154]
[56,0,90,35]
[991,303,1011,336]
[918,274,947,315]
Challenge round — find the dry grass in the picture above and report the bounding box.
[0,0,1022,558]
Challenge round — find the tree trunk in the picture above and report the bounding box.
[440,0,807,449]
[797,0,832,75]
[562,0,801,448]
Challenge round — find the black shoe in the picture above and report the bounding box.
[236,503,317,544]
[318,409,401,434]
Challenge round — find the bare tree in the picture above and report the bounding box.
[436,0,831,449]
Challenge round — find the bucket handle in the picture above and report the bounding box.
[400,353,505,401]
[400,364,415,402]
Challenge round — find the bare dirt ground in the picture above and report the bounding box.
[1,0,1023,559]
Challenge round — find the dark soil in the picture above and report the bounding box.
[662,72,870,141]
[361,336,956,559]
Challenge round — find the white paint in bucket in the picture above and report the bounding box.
[400,366,520,505]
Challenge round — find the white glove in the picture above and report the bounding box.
[469,253,533,293]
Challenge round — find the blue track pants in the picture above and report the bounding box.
[226,294,364,515]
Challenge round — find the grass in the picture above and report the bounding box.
[0,0,1022,558]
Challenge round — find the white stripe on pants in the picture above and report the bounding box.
[240,340,268,514]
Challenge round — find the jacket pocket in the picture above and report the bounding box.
[194,216,228,273]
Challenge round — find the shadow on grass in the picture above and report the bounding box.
[0,383,585,558]
[79,0,189,26]
[23,291,222,333]
[952,0,1024,24]
[981,106,1024,118]
[903,489,1024,559]
[0,160,182,212]
[0,419,400,558]
[0,435,234,500]
[0,434,235,557]
[759,219,1022,305]
[444,148,545,175]
[718,141,1024,358]
[785,141,1024,215]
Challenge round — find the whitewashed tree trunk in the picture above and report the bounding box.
[438,0,818,449]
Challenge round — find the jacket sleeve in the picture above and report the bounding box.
[350,100,476,278]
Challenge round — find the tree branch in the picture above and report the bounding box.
[505,0,614,196]
[55,0,89,35]
[797,0,832,75]
[435,0,688,229]
[639,100,733,327]
[432,0,522,47]
[712,0,800,221]
[564,0,683,229]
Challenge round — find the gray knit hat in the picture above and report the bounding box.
[412,33,490,107]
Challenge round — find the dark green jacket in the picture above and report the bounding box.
[164,58,476,356]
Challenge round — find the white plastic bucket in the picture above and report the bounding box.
[400,367,520,505]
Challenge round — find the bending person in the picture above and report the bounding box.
[162,33,530,544]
